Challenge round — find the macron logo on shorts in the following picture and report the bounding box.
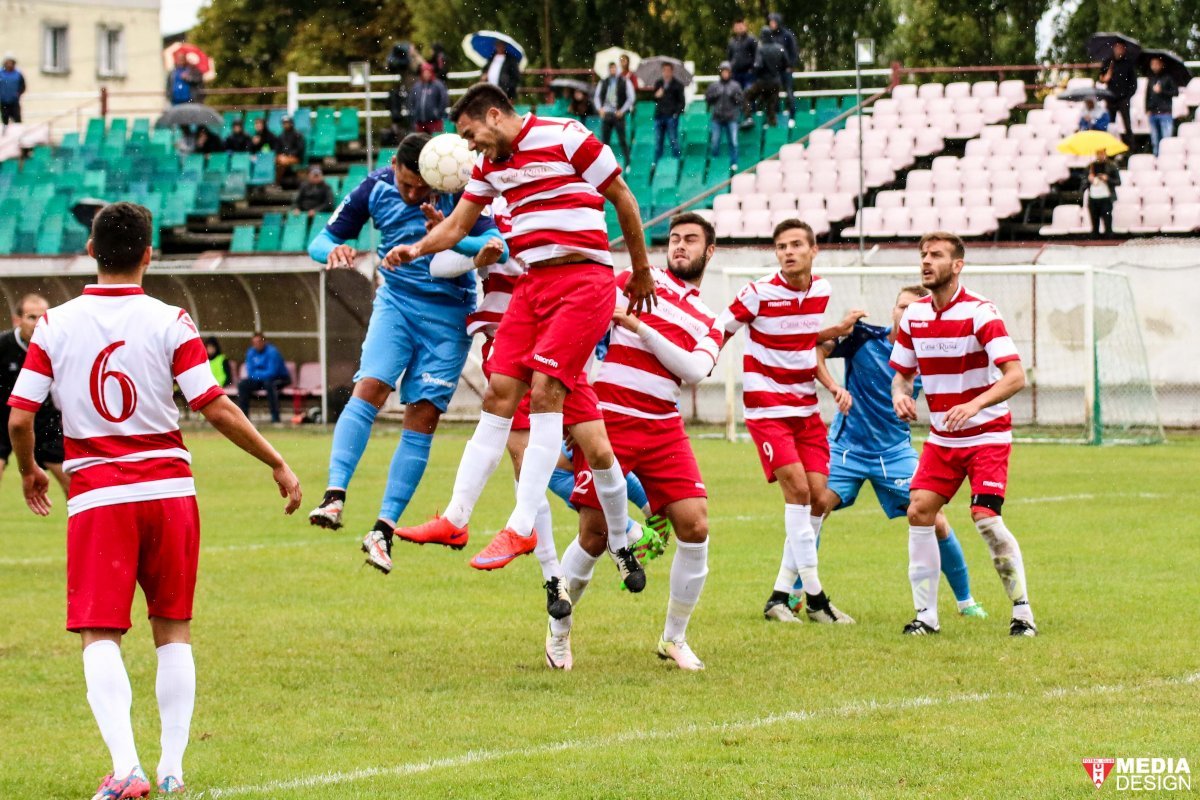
[533,353,560,369]
[982,480,1005,490]
[421,372,455,389]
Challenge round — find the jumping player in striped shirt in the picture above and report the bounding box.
[889,231,1036,637]
[7,203,302,798]
[717,218,856,626]
[390,83,654,580]
[553,213,723,671]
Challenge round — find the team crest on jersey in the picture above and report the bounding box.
[1082,759,1115,788]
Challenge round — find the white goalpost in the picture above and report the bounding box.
[720,264,1166,445]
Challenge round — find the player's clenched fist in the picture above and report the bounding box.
[893,392,917,422]
[624,267,657,313]
[832,386,853,414]
[383,244,421,269]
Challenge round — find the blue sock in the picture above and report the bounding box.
[791,533,821,594]
[938,529,973,603]
[626,471,650,514]
[327,396,378,490]
[549,467,577,510]
[378,429,433,524]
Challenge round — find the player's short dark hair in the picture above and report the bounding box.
[90,202,152,274]
[450,83,515,123]
[396,132,430,174]
[919,231,965,260]
[898,284,930,299]
[772,218,815,246]
[669,212,715,248]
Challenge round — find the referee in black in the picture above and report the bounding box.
[1,293,69,494]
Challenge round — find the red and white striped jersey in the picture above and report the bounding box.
[889,284,1021,447]
[460,114,620,266]
[595,269,722,420]
[7,285,223,516]
[465,198,526,338]
[717,272,831,420]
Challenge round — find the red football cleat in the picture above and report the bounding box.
[393,515,469,550]
[469,527,538,570]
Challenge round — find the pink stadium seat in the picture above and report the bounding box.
[961,167,989,191]
[714,209,741,238]
[1132,204,1172,234]
[1017,169,1049,200]
[998,79,1026,106]
[863,129,890,148]
[966,206,998,236]
[283,363,325,412]
[908,207,940,236]
[693,209,716,224]
[917,83,944,100]
[1172,184,1200,204]
[770,208,798,228]
[873,98,899,116]
[782,165,812,191]
[912,127,944,157]
[797,193,826,213]
[825,193,858,221]
[757,171,784,193]
[980,96,1011,124]
[1066,77,1095,90]
[991,139,1020,159]
[712,194,740,213]
[1039,204,1085,237]
[980,125,1007,141]
[741,210,774,238]
[904,189,934,207]
[932,170,962,191]
[875,190,904,208]
[779,143,807,162]
[931,155,959,174]
[1006,123,1034,142]
[757,161,783,179]
[865,158,895,187]
[899,112,928,131]
[1186,78,1200,107]
[1024,109,1052,130]
[844,115,872,133]
[887,126,917,147]
[945,82,971,99]
[885,138,917,171]
[1112,202,1139,234]
[809,128,836,149]
[741,194,769,212]
[991,171,1019,191]
[953,113,986,140]
[971,81,998,99]
[1184,137,1200,158]
[1042,155,1071,184]
[1159,138,1187,159]
[767,192,796,211]
[878,207,911,237]
[1164,203,1200,233]
[1128,170,1164,190]
[956,97,983,116]
[843,207,884,238]
[992,188,1022,218]
[1127,154,1157,173]
[939,205,970,233]
[1012,155,1042,175]
[805,208,832,237]
[933,189,963,208]
[961,189,990,209]
[906,170,934,192]
[926,98,954,118]
[959,155,988,173]
[731,174,757,196]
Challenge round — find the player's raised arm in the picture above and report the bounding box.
[602,176,656,313]
[198,396,302,514]
[383,197,485,267]
[819,308,868,343]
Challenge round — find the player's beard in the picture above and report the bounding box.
[668,254,707,282]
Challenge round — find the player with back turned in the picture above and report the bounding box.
[889,231,1037,637]
[6,202,302,798]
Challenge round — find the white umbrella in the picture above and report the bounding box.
[593,47,640,78]
[462,30,528,70]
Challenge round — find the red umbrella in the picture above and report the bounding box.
[163,42,216,81]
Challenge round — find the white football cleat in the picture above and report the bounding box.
[656,638,705,671]
[309,496,345,530]
[361,530,392,574]
[545,624,573,671]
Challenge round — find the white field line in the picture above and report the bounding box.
[199,670,1200,798]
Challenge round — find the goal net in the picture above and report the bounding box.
[720,265,1165,445]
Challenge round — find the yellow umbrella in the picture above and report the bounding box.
[1056,130,1128,157]
[593,47,640,78]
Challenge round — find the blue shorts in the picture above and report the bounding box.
[354,287,471,412]
[827,443,918,519]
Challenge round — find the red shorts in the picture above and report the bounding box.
[571,413,707,515]
[482,341,602,432]
[911,442,1011,512]
[745,414,830,482]
[487,262,615,391]
[66,496,201,632]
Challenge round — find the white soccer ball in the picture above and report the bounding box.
[418,133,474,193]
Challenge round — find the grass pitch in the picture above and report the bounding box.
[2,427,1198,799]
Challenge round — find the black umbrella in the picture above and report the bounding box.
[155,103,223,130]
[71,199,108,229]
[636,56,693,87]
[1086,32,1141,63]
[1139,48,1192,88]
[1058,86,1115,102]
[550,78,592,93]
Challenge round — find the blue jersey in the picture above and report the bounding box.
[324,167,490,307]
[827,321,921,456]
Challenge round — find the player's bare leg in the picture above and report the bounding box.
[148,618,193,793]
[656,497,709,670]
[970,506,1035,636]
[79,628,152,798]
[905,489,947,634]
[567,419,641,589]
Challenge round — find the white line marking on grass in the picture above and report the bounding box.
[0,537,341,568]
[199,670,1200,798]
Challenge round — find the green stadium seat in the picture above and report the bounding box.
[255,218,283,251]
[193,181,221,215]
[651,159,680,187]
[764,125,789,152]
[108,118,128,142]
[261,211,283,228]
[248,153,275,186]
[267,109,287,135]
[230,225,256,253]
[206,152,231,176]
[84,118,106,149]
[375,147,396,167]
[315,107,336,129]
[309,124,336,159]
[35,214,65,255]
[310,212,331,234]
[131,118,151,142]
[244,110,266,131]
[59,132,82,155]
[292,109,312,136]
[335,107,359,142]
[228,152,252,177]
[324,175,343,201]
[0,216,16,255]
[161,196,189,227]
[344,164,369,188]
[221,172,247,202]
[280,213,310,251]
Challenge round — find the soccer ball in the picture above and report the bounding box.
[418,134,474,193]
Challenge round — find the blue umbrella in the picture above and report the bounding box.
[462,31,528,70]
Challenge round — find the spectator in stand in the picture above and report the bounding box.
[761,12,799,127]
[293,166,335,218]
[706,61,744,173]
[224,119,254,151]
[251,116,279,153]
[1100,41,1137,147]
[727,17,758,90]
[193,126,223,154]
[744,33,787,128]
[619,53,639,92]
[1146,56,1178,157]
[275,116,306,185]
[205,336,232,387]
[568,88,596,124]
[1087,148,1120,238]
[484,41,521,100]
[429,42,451,82]
[595,61,635,167]
[0,55,26,126]
[652,62,686,167]
[1078,98,1110,131]
[166,51,204,106]
[237,332,291,424]
[409,62,449,133]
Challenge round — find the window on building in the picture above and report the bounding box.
[42,23,69,74]
[97,25,125,78]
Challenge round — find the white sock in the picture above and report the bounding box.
[445,412,512,527]
[975,516,1033,622]
[155,643,195,782]
[909,524,940,627]
[772,514,799,593]
[505,412,563,536]
[663,538,709,642]
[592,461,630,552]
[532,497,561,581]
[83,640,140,778]
[550,538,601,635]
[811,513,824,541]
[786,504,822,596]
